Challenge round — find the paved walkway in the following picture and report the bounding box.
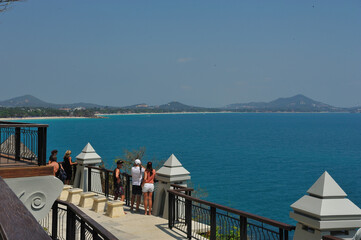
[78,204,188,240]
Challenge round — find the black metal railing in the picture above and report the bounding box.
[0,121,48,166]
[39,199,118,240]
[87,166,132,206]
[168,184,295,240]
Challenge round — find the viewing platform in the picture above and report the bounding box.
[1,120,360,240]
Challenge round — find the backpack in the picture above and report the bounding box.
[56,163,67,182]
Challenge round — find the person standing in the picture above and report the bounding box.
[114,160,125,201]
[142,162,156,215]
[131,159,145,212]
[48,155,59,176]
[49,149,58,163]
[62,150,77,185]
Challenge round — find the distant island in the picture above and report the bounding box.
[0,94,360,119]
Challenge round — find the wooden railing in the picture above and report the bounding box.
[168,184,295,240]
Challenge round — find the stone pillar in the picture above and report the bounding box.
[290,171,361,240]
[73,143,102,192]
[153,154,191,219]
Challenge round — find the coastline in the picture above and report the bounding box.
[97,111,349,116]
[0,111,351,121]
[0,116,90,121]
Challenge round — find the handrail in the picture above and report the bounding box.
[55,199,118,240]
[168,186,295,231]
[87,165,131,176]
[0,121,49,128]
[0,177,50,240]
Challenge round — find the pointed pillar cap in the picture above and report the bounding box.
[76,143,101,165]
[156,154,191,182]
[307,171,347,198]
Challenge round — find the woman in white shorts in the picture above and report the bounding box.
[142,162,156,215]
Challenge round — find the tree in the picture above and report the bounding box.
[0,0,19,13]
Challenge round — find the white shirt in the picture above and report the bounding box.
[131,166,145,186]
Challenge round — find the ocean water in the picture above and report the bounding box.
[24,113,361,225]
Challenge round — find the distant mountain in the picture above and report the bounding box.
[122,103,151,109]
[225,94,346,112]
[0,95,105,109]
[157,101,202,111]
[0,94,353,113]
[121,101,213,112]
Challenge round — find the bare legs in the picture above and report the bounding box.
[143,192,148,215]
[131,195,141,212]
[143,192,153,215]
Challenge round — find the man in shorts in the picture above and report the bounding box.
[114,160,125,201]
[131,159,145,212]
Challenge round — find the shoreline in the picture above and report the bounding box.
[0,116,90,121]
[0,111,352,121]
[97,111,350,116]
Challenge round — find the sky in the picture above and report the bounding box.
[1,0,361,108]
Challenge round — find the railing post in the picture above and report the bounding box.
[185,198,192,239]
[105,170,109,198]
[37,127,47,166]
[210,207,216,240]
[279,228,284,240]
[240,216,247,239]
[80,219,85,240]
[284,229,289,240]
[66,208,76,240]
[88,167,92,192]
[168,192,174,229]
[51,201,58,240]
[15,127,20,161]
[126,174,130,206]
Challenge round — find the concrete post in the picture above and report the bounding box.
[153,154,191,219]
[290,171,361,240]
[73,143,102,192]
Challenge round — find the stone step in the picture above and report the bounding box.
[58,185,73,201]
[106,200,125,218]
[78,192,97,208]
[92,196,107,213]
[66,188,83,205]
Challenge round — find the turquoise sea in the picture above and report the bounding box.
[24,113,361,225]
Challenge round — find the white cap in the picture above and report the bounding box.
[134,159,141,165]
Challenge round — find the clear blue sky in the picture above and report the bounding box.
[1,0,360,107]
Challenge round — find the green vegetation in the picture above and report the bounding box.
[0,107,97,118]
[114,147,165,173]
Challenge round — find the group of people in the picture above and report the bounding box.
[113,159,156,215]
[48,149,77,184]
[48,149,155,215]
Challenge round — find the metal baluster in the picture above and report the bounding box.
[51,202,58,240]
[88,167,92,192]
[66,208,76,240]
[80,219,85,240]
[105,170,109,198]
[210,207,216,240]
[14,127,20,162]
[185,198,192,239]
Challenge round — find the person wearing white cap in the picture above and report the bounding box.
[131,159,145,212]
